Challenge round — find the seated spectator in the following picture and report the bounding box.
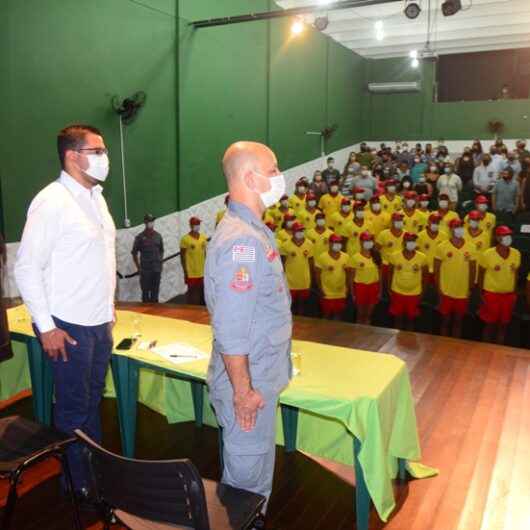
[343,151,361,175]
[492,168,519,224]
[437,163,462,210]
[340,163,357,197]
[473,154,496,199]
[410,156,428,184]
[322,157,341,185]
[455,150,475,191]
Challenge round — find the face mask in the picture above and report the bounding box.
[355,194,364,201]
[388,186,396,193]
[332,243,342,253]
[341,205,351,213]
[406,242,416,251]
[362,241,374,250]
[286,221,294,229]
[280,200,289,208]
[393,221,403,230]
[477,203,488,212]
[294,231,304,240]
[501,235,512,247]
[404,182,412,189]
[444,168,451,174]
[430,166,437,172]
[257,173,286,209]
[453,227,465,239]
[297,186,306,194]
[439,200,449,209]
[146,222,154,230]
[414,158,420,164]
[192,225,201,233]
[84,153,110,182]
[355,211,364,219]
[330,186,339,194]
[361,170,370,177]
[420,201,429,208]
[348,167,355,174]
[406,200,415,208]
[419,177,426,183]
[308,200,316,208]
[430,224,439,232]
[371,203,381,212]
[469,220,479,229]
[316,218,326,227]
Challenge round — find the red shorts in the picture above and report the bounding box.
[353,282,380,306]
[320,298,347,317]
[290,289,310,301]
[479,290,516,325]
[186,277,204,287]
[389,292,421,319]
[438,295,468,317]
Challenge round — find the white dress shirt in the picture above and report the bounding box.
[15,171,116,332]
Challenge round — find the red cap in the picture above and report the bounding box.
[495,225,513,236]
[385,179,397,187]
[475,195,488,204]
[404,191,417,199]
[341,197,352,205]
[189,217,201,225]
[292,222,305,232]
[329,234,342,243]
[439,193,449,200]
[468,210,482,221]
[419,194,429,201]
[370,194,381,203]
[354,200,367,210]
[284,213,296,221]
[429,212,442,223]
[315,211,325,219]
[280,194,289,201]
[265,221,276,231]
[353,187,365,194]
[360,231,374,241]
[306,192,317,201]
[403,232,418,241]
[392,212,404,221]
[449,218,464,229]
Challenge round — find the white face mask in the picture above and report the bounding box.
[393,221,403,230]
[146,222,154,230]
[469,220,479,229]
[403,181,411,189]
[501,235,512,247]
[430,166,437,172]
[439,200,449,209]
[406,242,416,251]
[406,200,415,208]
[430,223,439,232]
[453,227,465,239]
[355,193,364,200]
[330,185,339,194]
[280,200,289,208]
[316,218,326,227]
[371,203,381,212]
[361,170,370,177]
[294,231,305,240]
[332,243,342,252]
[286,221,294,229]
[257,172,286,209]
[341,205,351,213]
[308,200,316,208]
[362,241,374,250]
[192,224,201,233]
[355,211,365,219]
[84,153,110,182]
[420,201,429,208]
[297,186,306,194]
[388,186,396,193]
[419,177,426,183]
[477,203,488,212]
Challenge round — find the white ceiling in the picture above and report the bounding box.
[276,0,530,59]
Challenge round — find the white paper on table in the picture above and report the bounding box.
[151,342,209,365]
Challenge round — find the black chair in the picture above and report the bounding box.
[0,415,81,530]
[75,429,265,530]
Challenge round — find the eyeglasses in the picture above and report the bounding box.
[77,147,109,155]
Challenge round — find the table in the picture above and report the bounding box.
[6,305,436,530]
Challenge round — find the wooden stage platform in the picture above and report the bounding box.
[1,303,528,530]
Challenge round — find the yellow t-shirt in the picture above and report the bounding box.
[329,211,354,237]
[435,240,476,299]
[350,252,380,285]
[376,229,404,265]
[262,210,277,230]
[269,206,295,226]
[438,210,460,235]
[417,209,430,232]
[345,220,374,257]
[417,229,448,273]
[180,233,208,278]
[380,194,402,214]
[480,247,521,293]
[389,250,427,296]
[464,228,491,254]
[315,251,350,299]
[276,229,292,244]
[464,211,496,239]
[280,238,314,290]
[307,227,333,261]
[366,211,390,236]
[288,194,307,214]
[318,193,344,224]
[402,210,425,235]
[296,208,319,231]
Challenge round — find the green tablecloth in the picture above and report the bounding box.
[5,305,437,521]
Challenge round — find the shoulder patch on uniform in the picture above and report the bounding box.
[232,245,256,263]
[230,267,254,292]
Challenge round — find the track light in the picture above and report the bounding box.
[404,2,421,20]
[441,0,462,16]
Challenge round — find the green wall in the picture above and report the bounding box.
[363,56,530,141]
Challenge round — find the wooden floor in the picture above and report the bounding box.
[1,304,529,530]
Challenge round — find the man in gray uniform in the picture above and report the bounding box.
[132,213,164,303]
[205,142,292,522]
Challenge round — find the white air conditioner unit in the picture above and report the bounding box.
[367,82,421,94]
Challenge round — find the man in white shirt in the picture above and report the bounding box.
[14,124,116,500]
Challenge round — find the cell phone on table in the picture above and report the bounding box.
[116,337,136,350]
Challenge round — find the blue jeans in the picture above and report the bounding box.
[34,316,113,492]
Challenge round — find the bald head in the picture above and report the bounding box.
[223,142,276,185]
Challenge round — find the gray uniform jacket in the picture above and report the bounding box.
[205,200,292,398]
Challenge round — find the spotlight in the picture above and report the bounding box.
[291,18,305,35]
[441,0,462,16]
[411,58,419,68]
[404,2,421,20]
[409,49,418,59]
